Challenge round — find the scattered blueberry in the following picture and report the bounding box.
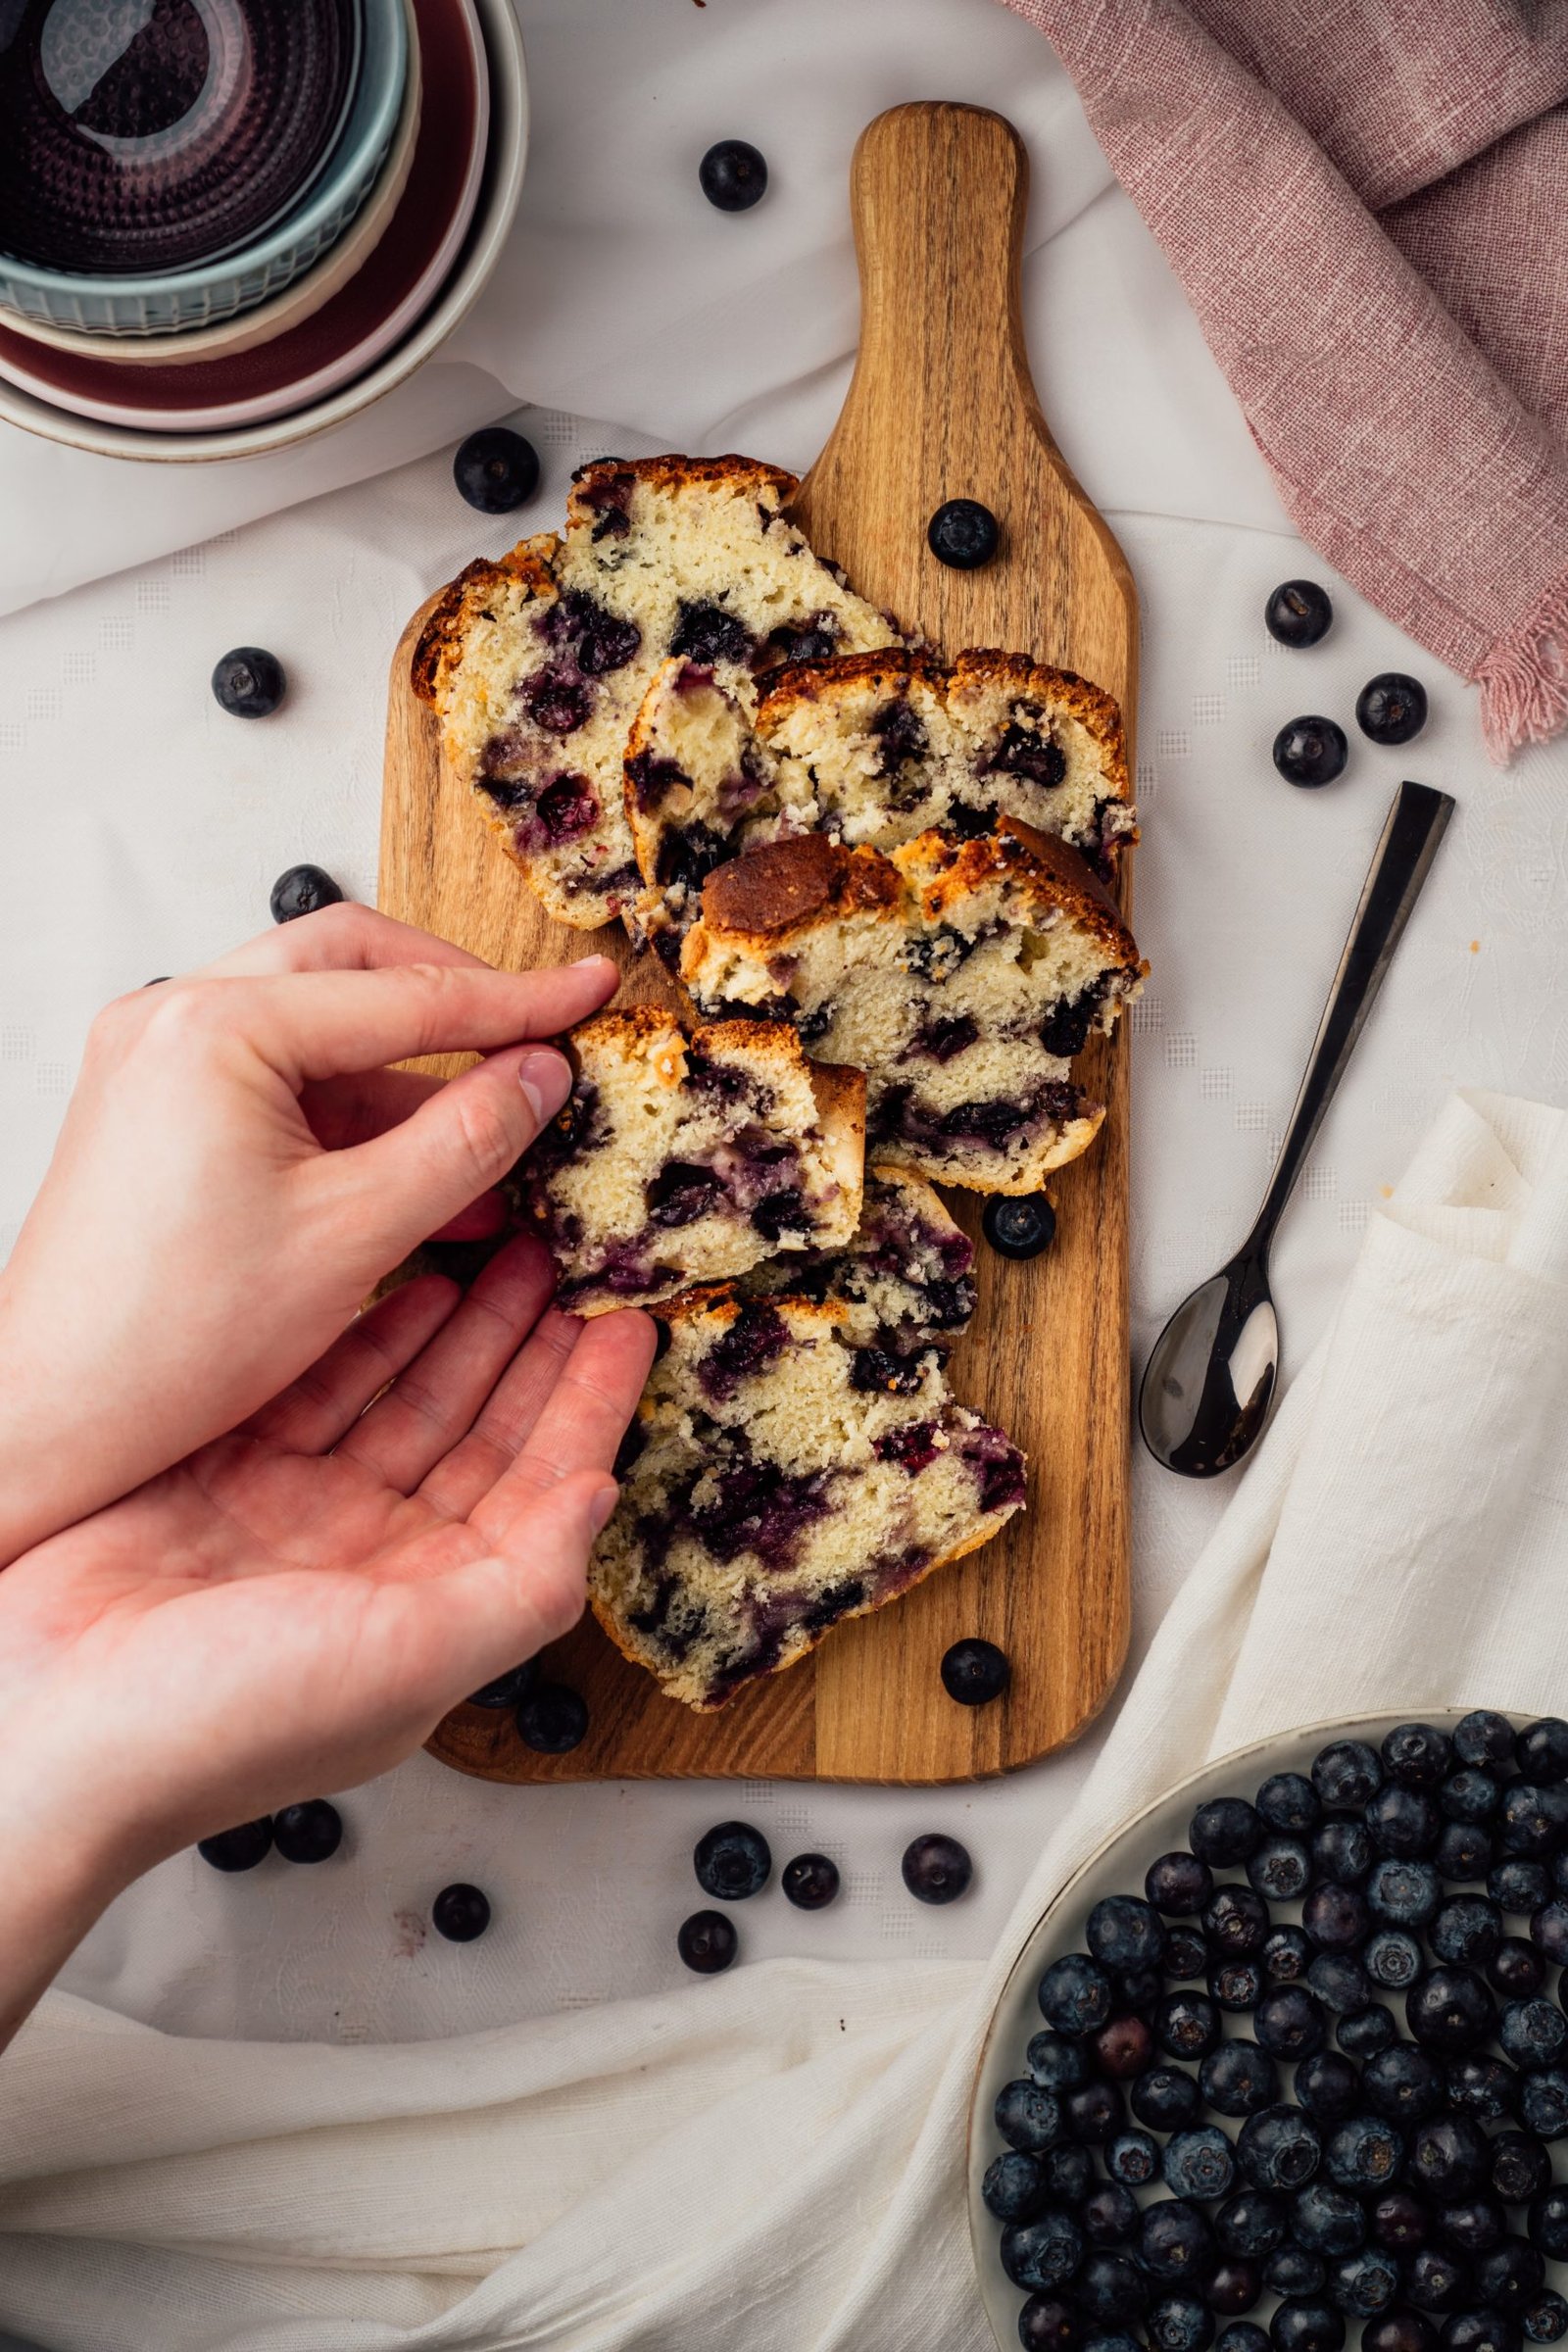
[694,1821,771,1900]
[929,498,1002,570]
[1264,580,1334,648]
[983,1191,1056,1260]
[903,1831,972,1905]
[1356,673,1429,747]
[1274,717,1349,788]
[677,1909,737,1973]
[942,1637,1011,1705]
[466,1662,538,1710]
[431,1883,490,1941]
[699,138,767,212]
[271,1798,342,1864]
[197,1817,272,1872]
[1147,1851,1215,1916]
[212,645,285,717]
[453,425,541,514]
[516,1683,588,1753]
[270,863,344,923]
[781,1852,839,1909]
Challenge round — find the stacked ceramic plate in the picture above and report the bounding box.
[0,0,526,461]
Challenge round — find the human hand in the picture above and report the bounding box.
[0,1235,655,2049]
[0,906,621,1564]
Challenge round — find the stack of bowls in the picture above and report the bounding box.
[0,0,527,461]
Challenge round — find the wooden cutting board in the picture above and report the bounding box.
[381,102,1138,1786]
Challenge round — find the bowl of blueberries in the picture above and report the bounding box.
[969,1711,1568,2352]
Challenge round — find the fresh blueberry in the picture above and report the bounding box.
[1447,2056,1518,2121]
[1082,2180,1142,2246]
[1498,1998,1566,2070]
[1150,2294,1218,2352]
[1313,1740,1385,1808]
[1218,2195,1287,2261]
[1270,2298,1346,2352]
[1519,2069,1568,2139]
[1365,2317,1438,2352]
[1019,2295,1080,2352]
[1142,2198,1215,2282]
[1207,2259,1264,2318]
[941,1636,1010,1704]
[453,425,540,513]
[699,138,768,212]
[1329,2249,1400,2320]
[1366,1930,1425,1989]
[1002,2209,1086,2293]
[270,863,344,923]
[1273,717,1348,788]
[1530,2187,1568,2259]
[1488,1938,1546,1998]
[1304,1884,1370,1952]
[1065,2080,1124,2143]
[1166,1926,1211,1981]
[1114,1963,1166,2014]
[466,1662,538,1709]
[1490,2131,1551,2204]
[1440,2316,1523,2352]
[1499,1784,1568,1857]
[1473,2244,1544,2314]
[1094,2015,1154,2080]
[1367,1785,1441,1857]
[1028,2030,1091,2091]
[212,645,285,717]
[1294,2182,1367,2258]
[1263,1926,1314,1983]
[1367,1857,1443,1928]
[1255,1984,1328,2061]
[1339,2005,1398,2059]
[1131,2064,1202,2132]
[1163,2125,1237,2200]
[1240,2105,1323,2191]
[1529,1896,1568,1963]
[1154,1990,1222,2061]
[1440,2205,1507,2260]
[1256,1771,1320,1833]
[1266,2249,1328,2300]
[1431,1897,1503,1967]
[1519,1718,1568,1783]
[1248,1837,1312,1902]
[1295,2053,1361,2124]
[1406,2245,1471,2312]
[1381,1721,1453,1788]
[928,498,1002,569]
[271,1799,341,1863]
[1363,2042,1446,2125]
[1147,1851,1215,1915]
[983,2148,1044,2222]
[695,1821,771,1900]
[1325,2113,1404,2191]
[516,1683,588,1753]
[1313,1820,1374,1885]
[1443,1770,1502,1823]
[1038,1951,1113,2034]
[781,1851,839,1909]
[998,2078,1066,2153]
[1410,2115,1492,2199]
[1205,1885,1271,1958]
[197,1817,272,1872]
[1074,2250,1150,2325]
[1406,1967,1496,2054]
[1308,1953,1373,2015]
[1210,1959,1265,2012]
[1217,2328,1272,2352]
[982,1191,1055,1258]
[1491,1860,1552,1915]
[1370,2189,1430,2254]
[1265,580,1334,648]
[1455,1712,1519,1771]
[1524,2296,1568,2347]
[1356,674,1429,747]
[1438,1823,1494,1883]
[677,1908,738,1973]
[1191,1797,1264,1865]
[902,1831,972,1904]
[1105,2129,1159,2188]
[431,1883,490,1942]
[1037,2141,1094,2206]
[1201,2040,1279,2117]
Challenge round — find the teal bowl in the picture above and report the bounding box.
[0,0,410,336]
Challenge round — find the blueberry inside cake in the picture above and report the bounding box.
[737,1162,978,1361]
[625,644,1137,955]
[680,817,1146,1194]
[412,456,904,930]
[590,1286,1025,1709]
[517,1006,865,1314]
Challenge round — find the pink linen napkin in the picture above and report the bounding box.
[1001,0,1568,760]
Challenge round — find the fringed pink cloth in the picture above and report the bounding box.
[1001,0,1568,761]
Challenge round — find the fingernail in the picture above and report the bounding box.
[589,1482,619,1537]
[572,953,614,971]
[518,1047,571,1128]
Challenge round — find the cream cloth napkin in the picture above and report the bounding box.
[3,1084,1567,2351]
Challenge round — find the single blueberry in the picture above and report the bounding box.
[1368,1785,1442,1857]
[270,863,344,923]
[1382,1722,1453,1788]
[693,1821,772,1900]
[1217,2194,1287,2261]
[1154,1991,1222,2061]
[1105,2129,1160,2188]
[1238,2105,1322,2191]
[1274,717,1348,788]
[1490,2132,1550,2204]
[1473,2244,1544,2315]
[1356,673,1429,746]
[272,1799,342,1864]
[212,645,285,717]
[1339,2006,1398,2060]
[1248,1837,1313,1902]
[1205,1885,1272,1958]
[781,1851,839,1909]
[1313,1740,1384,1808]
[1304,1884,1371,1952]
[1438,1823,1495,1883]
[1201,2040,1280,2118]
[1265,580,1334,648]
[1217,2327,1273,2352]
[1313,1819,1374,1885]
[1258,1772,1321,1835]
[1523,2294,1568,2347]
[997,2078,1066,2154]
[1256,1985,1328,2061]
[1447,2056,1518,2121]
[1263,1926,1314,1984]
[1206,2268,1264,2321]
[1365,2317,1438,2352]
[1296,2053,1361,2126]
[1150,2294,1217,2352]
[940,1637,1010,1705]
[1037,2141,1095,2206]
[1443,1770,1502,1824]
[197,1817,272,1872]
[1191,1797,1264,1866]
[1406,1967,1496,2054]
[1410,2115,1492,2199]
[1147,1851,1215,1916]
[1367,1857,1443,1929]
[1439,2204,1507,2258]
[1073,2251,1149,2326]
[1018,2294,1078,2352]
[984,2148,1044,2222]
[1028,2030,1091,2091]
[1366,1931,1425,1990]
[1210,1959,1265,2013]
[1363,2042,1446,2126]
[903,1831,972,1904]
[1489,1938,1546,1998]
[1432,1897,1504,1968]
[1095,2014,1154,2080]
[431,1883,490,1942]
[1440,2315,1523,2352]
[982,1191,1055,1258]
[1038,1952,1112,2034]
[1499,1785,1568,1857]
[1267,2249,1329,2299]
[677,1908,737,1973]
[1329,2248,1401,2320]
[1370,2189,1431,2254]
[1529,2187,1568,2259]
[1325,2113,1405,2192]
[1308,1953,1373,2015]
[1491,1860,1552,1916]
[1131,2064,1202,2132]
[1407,2247,1471,2313]
[1165,1926,1211,1981]
[1455,1711,1519,1771]
[1088,1894,1165,1972]
[1065,2080,1124,2143]
[698,138,768,212]
[1142,2198,1215,2282]
[1519,1718,1568,1784]
[1293,2184,1367,2258]
[1529,1897,1568,1963]
[466,1662,538,1710]
[928,498,1002,570]
[516,1682,588,1753]
[1518,2069,1568,2139]
[1270,2296,1346,2352]
[1082,2180,1142,2246]
[1498,1998,1567,2070]
[453,425,540,513]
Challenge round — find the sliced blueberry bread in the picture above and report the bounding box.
[412,457,904,930]
[680,818,1145,1194]
[591,1285,1025,1710]
[737,1162,977,1360]
[517,1006,865,1314]
[625,643,1136,954]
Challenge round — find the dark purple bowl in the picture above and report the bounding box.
[0,0,358,276]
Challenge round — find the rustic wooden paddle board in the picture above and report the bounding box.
[382,102,1137,1786]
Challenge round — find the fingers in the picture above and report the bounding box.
[252,956,620,1085]
[471,1309,658,1546]
[416,1302,586,1520]
[240,1273,460,1453]
[299,1065,445,1151]
[332,1236,557,1492]
[198,904,494,980]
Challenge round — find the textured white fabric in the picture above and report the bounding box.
[4,1087,1568,2350]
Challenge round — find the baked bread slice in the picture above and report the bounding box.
[624,644,1136,956]
[412,457,904,931]
[679,817,1145,1194]
[737,1161,977,1358]
[590,1284,1025,1710]
[517,1006,865,1314]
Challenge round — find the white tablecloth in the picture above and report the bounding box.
[0,0,1565,2054]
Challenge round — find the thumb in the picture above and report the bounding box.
[404,1469,619,1703]
[318,1043,573,1274]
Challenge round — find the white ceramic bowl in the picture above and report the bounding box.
[967,1708,1553,2352]
[0,0,525,462]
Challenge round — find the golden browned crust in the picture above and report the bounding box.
[808,1057,867,1161]
[952,647,1132,808]
[409,534,561,709]
[900,816,1140,970]
[753,644,948,728]
[694,834,903,943]
[566,452,799,529]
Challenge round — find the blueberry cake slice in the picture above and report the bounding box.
[680,818,1146,1194]
[412,456,903,930]
[591,1286,1025,1709]
[737,1163,978,1359]
[517,1006,865,1314]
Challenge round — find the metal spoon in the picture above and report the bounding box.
[1139,778,1455,1478]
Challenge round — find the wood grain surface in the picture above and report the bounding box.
[383,101,1138,1787]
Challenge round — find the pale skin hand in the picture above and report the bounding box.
[0,909,656,2051]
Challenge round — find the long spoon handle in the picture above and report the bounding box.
[1246,779,1455,1255]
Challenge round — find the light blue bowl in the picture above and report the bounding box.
[0,0,410,338]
